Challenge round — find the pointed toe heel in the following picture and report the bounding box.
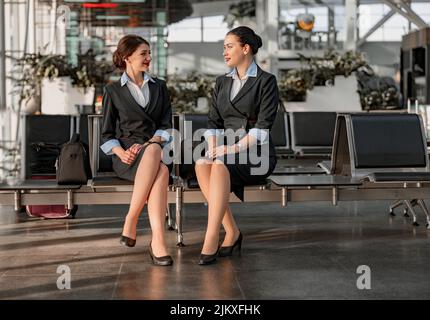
[218,232,243,257]
[120,235,136,247]
[198,246,220,265]
[198,252,218,265]
[149,242,173,266]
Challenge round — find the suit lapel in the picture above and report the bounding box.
[231,66,262,105]
[119,80,156,125]
[223,77,246,118]
[145,80,159,114]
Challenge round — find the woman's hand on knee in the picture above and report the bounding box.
[129,143,143,155]
[206,145,237,158]
[119,147,139,165]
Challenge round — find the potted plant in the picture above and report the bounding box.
[167,71,215,114]
[278,69,312,102]
[39,54,97,115]
[75,49,115,113]
[224,0,256,28]
[324,49,367,77]
[11,53,43,114]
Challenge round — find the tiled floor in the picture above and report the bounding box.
[0,200,429,299]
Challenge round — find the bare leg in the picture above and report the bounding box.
[122,144,162,240]
[195,159,239,247]
[201,160,230,254]
[221,206,240,247]
[195,158,213,201]
[147,163,170,257]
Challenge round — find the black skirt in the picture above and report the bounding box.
[112,142,164,182]
[205,150,277,202]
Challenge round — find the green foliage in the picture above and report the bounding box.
[166,71,216,114]
[279,50,369,102]
[12,50,115,104]
[224,0,256,28]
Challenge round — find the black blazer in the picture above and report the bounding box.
[208,65,279,157]
[101,77,172,150]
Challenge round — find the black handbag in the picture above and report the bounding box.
[30,142,62,175]
[56,133,92,185]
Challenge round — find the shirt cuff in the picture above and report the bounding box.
[154,129,173,146]
[203,129,224,141]
[100,139,120,155]
[248,128,269,145]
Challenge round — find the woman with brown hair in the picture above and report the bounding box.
[101,35,173,266]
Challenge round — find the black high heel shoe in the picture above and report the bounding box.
[120,235,136,247]
[218,232,242,257]
[198,247,219,265]
[149,242,173,266]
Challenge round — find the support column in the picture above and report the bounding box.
[328,5,336,48]
[156,10,167,79]
[266,0,279,57]
[345,0,358,51]
[48,0,57,54]
[257,0,279,75]
[0,0,6,110]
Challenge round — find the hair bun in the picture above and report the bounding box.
[112,50,125,69]
[227,26,263,55]
[254,34,262,49]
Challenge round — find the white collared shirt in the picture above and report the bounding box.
[227,59,258,101]
[120,71,154,108]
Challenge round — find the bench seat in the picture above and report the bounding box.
[272,167,326,175]
[91,176,133,187]
[270,175,362,187]
[0,180,82,190]
[364,172,430,183]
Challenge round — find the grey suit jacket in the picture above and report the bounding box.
[208,65,279,157]
[101,77,172,150]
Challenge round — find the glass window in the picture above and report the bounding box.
[167,17,202,42]
[167,15,231,43]
[203,16,229,42]
[360,4,402,41]
[307,7,328,32]
[411,3,430,15]
[411,3,430,24]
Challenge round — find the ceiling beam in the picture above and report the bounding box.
[357,8,396,47]
[380,0,427,29]
[397,0,428,27]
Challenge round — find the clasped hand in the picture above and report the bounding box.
[205,145,237,159]
[119,143,142,165]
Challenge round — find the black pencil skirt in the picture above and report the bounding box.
[112,142,165,182]
[203,151,277,202]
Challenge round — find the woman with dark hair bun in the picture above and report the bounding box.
[195,26,279,265]
[101,34,173,266]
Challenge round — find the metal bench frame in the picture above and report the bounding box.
[2,113,430,249]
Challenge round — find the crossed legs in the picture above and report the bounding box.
[122,143,170,257]
[195,159,241,255]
